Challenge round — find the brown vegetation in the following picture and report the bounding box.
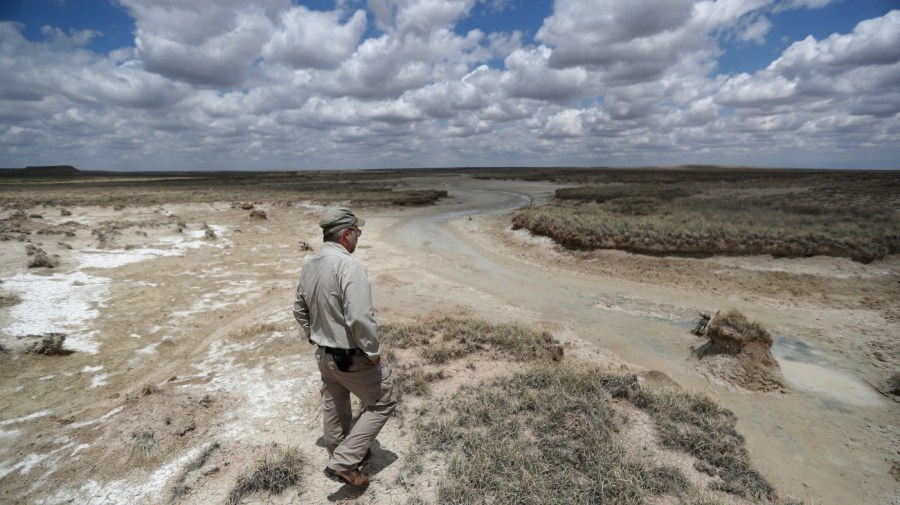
[384,316,790,504]
[21,333,71,356]
[227,447,304,505]
[26,245,60,268]
[507,167,899,262]
[0,170,449,208]
[0,292,22,307]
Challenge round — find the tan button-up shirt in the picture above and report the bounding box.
[293,242,381,357]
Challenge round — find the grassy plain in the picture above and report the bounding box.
[0,169,448,208]
[490,167,900,262]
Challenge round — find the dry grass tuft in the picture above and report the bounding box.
[21,333,71,356]
[227,447,304,505]
[141,383,161,396]
[126,383,162,404]
[130,431,158,462]
[27,249,60,268]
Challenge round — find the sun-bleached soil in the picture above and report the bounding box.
[1,174,898,504]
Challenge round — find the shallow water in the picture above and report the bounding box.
[773,335,884,407]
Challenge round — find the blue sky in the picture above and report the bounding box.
[1,0,898,170]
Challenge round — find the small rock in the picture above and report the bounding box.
[176,420,197,436]
[249,209,267,220]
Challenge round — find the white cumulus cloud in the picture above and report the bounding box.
[0,1,897,170]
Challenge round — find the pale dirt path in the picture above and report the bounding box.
[0,175,898,504]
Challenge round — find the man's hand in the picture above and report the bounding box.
[369,355,381,366]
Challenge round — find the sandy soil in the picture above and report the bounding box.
[1,175,898,504]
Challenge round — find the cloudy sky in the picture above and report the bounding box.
[1,0,898,171]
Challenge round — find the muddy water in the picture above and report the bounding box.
[773,335,884,407]
[382,176,898,505]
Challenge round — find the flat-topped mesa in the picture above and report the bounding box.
[0,165,82,177]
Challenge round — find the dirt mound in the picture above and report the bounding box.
[692,309,786,392]
[879,372,900,401]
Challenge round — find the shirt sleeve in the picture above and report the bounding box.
[293,281,311,340]
[341,260,381,357]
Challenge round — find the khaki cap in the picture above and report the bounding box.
[319,207,365,236]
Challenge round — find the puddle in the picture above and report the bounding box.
[772,335,883,407]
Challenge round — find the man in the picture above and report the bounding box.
[293,206,396,489]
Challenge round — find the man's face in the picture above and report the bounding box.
[345,225,361,253]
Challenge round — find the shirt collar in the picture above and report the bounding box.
[324,241,350,254]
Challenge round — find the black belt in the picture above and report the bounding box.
[319,346,359,356]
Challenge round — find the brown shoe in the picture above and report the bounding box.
[324,467,370,488]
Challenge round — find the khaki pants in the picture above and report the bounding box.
[316,347,397,471]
